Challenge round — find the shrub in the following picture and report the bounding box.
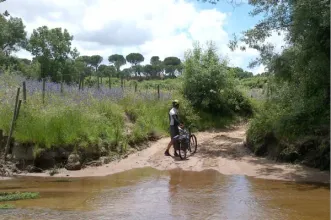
[182,42,253,117]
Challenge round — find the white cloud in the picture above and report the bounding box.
[2,0,285,75]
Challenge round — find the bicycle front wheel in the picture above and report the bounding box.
[190,134,197,154]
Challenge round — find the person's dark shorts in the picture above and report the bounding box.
[170,125,179,139]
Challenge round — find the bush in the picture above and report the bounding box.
[182,42,253,117]
[246,77,330,170]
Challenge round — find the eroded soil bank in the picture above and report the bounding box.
[12,125,330,183]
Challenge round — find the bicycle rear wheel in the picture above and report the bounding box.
[190,134,197,154]
[179,142,187,160]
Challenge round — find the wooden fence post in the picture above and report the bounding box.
[15,100,22,121]
[157,85,160,99]
[81,76,84,90]
[22,81,26,103]
[4,88,20,160]
[60,74,63,93]
[0,129,3,148]
[97,75,100,90]
[42,78,45,104]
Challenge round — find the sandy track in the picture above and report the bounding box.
[15,125,330,183]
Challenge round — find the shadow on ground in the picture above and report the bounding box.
[197,134,248,160]
[195,134,330,184]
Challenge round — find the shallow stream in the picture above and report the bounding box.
[0,168,329,220]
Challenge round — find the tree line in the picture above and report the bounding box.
[0,0,253,84]
[0,16,183,83]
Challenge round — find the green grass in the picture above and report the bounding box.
[0,74,195,155]
[0,192,40,202]
[0,73,243,159]
[0,204,15,209]
[239,76,268,89]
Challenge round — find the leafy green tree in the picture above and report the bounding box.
[183,42,252,116]
[98,64,116,77]
[227,67,253,79]
[89,55,103,84]
[143,64,153,77]
[76,55,94,79]
[98,64,107,77]
[150,56,161,66]
[89,55,103,71]
[108,54,126,77]
[150,56,164,77]
[26,26,74,81]
[163,56,181,77]
[78,55,90,64]
[132,64,143,77]
[224,0,330,169]
[0,13,27,56]
[98,64,116,87]
[126,53,144,76]
[121,68,132,78]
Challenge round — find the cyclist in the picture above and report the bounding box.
[165,99,183,157]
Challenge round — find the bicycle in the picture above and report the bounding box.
[173,125,198,160]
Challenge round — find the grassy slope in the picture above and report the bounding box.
[0,74,238,158]
[240,77,330,171]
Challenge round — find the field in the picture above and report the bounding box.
[1,71,242,159]
[0,72,179,154]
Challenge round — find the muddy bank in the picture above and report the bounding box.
[11,125,330,183]
[0,127,157,178]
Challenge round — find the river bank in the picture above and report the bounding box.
[9,125,329,183]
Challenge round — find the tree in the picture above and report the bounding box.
[0,14,27,56]
[98,64,116,77]
[225,0,330,169]
[150,56,164,77]
[183,42,252,115]
[126,53,144,76]
[121,68,132,78]
[143,64,153,77]
[132,64,143,77]
[77,55,94,79]
[98,64,116,88]
[163,56,181,77]
[89,55,103,85]
[89,55,103,71]
[108,54,126,78]
[227,67,253,79]
[150,56,161,66]
[26,26,74,81]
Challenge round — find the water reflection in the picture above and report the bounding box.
[0,167,329,220]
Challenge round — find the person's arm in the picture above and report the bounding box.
[172,114,180,125]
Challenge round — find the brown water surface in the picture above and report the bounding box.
[0,167,329,220]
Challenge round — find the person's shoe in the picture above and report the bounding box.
[164,150,171,156]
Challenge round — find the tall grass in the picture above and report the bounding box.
[0,70,243,157]
[0,72,177,151]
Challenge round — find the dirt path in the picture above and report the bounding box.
[15,125,330,183]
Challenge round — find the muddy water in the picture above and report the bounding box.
[0,168,329,220]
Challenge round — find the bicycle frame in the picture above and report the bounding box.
[173,126,193,152]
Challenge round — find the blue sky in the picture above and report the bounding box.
[3,0,279,74]
[194,0,261,34]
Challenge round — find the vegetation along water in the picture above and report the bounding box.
[0,0,329,219]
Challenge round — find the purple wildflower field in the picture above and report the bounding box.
[0,73,173,106]
[0,72,176,147]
